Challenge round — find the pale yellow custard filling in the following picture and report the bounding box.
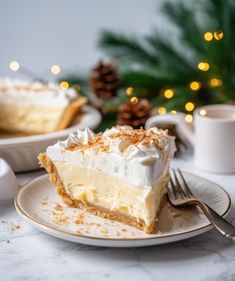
[0,103,65,133]
[53,161,168,226]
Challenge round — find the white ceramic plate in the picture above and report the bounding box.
[0,106,102,172]
[15,172,231,247]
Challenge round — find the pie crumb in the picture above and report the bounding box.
[41,197,48,206]
[53,204,64,212]
[74,214,85,224]
[53,215,70,225]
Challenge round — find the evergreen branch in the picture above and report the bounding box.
[122,69,194,89]
[93,0,235,116]
[146,34,196,76]
[122,71,168,88]
[162,1,205,54]
[98,31,159,67]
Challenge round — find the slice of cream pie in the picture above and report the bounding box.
[0,78,87,135]
[39,126,176,233]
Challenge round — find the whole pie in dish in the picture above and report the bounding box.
[0,78,87,135]
[39,126,176,233]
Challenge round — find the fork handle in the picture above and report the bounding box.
[196,201,235,240]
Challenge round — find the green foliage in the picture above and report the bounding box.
[98,0,235,111]
[94,113,117,133]
[59,0,235,131]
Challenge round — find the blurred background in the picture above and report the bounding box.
[0,0,162,77]
[1,0,235,130]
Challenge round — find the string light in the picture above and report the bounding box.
[210,78,222,87]
[214,31,223,40]
[204,32,213,41]
[198,62,210,71]
[164,89,174,99]
[189,81,201,91]
[60,81,69,90]
[130,96,138,103]
[185,102,195,111]
[200,109,206,116]
[126,87,134,95]
[51,65,61,75]
[171,110,177,114]
[9,61,20,71]
[158,107,166,115]
[185,114,193,123]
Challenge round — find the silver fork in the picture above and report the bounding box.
[168,169,235,240]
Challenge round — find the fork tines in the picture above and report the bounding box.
[169,169,194,199]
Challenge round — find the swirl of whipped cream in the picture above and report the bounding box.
[64,132,79,147]
[54,126,175,166]
[61,128,96,147]
[109,138,131,154]
[124,143,160,165]
[78,128,96,144]
[103,126,133,154]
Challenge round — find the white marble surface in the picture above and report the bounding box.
[1,157,235,281]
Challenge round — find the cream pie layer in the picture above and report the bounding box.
[0,78,77,107]
[46,127,176,189]
[53,160,168,226]
[0,103,65,134]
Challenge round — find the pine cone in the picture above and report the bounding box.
[117,99,150,128]
[89,61,120,99]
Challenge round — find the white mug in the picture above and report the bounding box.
[193,104,235,173]
[145,104,235,174]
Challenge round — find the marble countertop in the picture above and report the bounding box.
[1,157,235,281]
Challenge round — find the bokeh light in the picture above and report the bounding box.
[214,31,223,40]
[204,32,213,41]
[164,89,174,99]
[59,81,69,90]
[210,78,222,87]
[158,107,167,115]
[9,61,20,71]
[130,96,138,103]
[185,114,193,123]
[200,109,207,116]
[198,62,210,71]
[51,65,61,75]
[126,87,134,95]
[189,81,201,91]
[185,102,195,111]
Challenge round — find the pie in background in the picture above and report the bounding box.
[0,78,87,135]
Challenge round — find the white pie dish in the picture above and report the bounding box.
[15,172,231,247]
[0,105,102,172]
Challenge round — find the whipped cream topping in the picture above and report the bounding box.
[0,77,77,107]
[61,128,96,147]
[46,126,176,189]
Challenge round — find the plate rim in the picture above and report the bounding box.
[15,172,232,242]
[0,105,102,146]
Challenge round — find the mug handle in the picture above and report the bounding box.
[145,113,195,147]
